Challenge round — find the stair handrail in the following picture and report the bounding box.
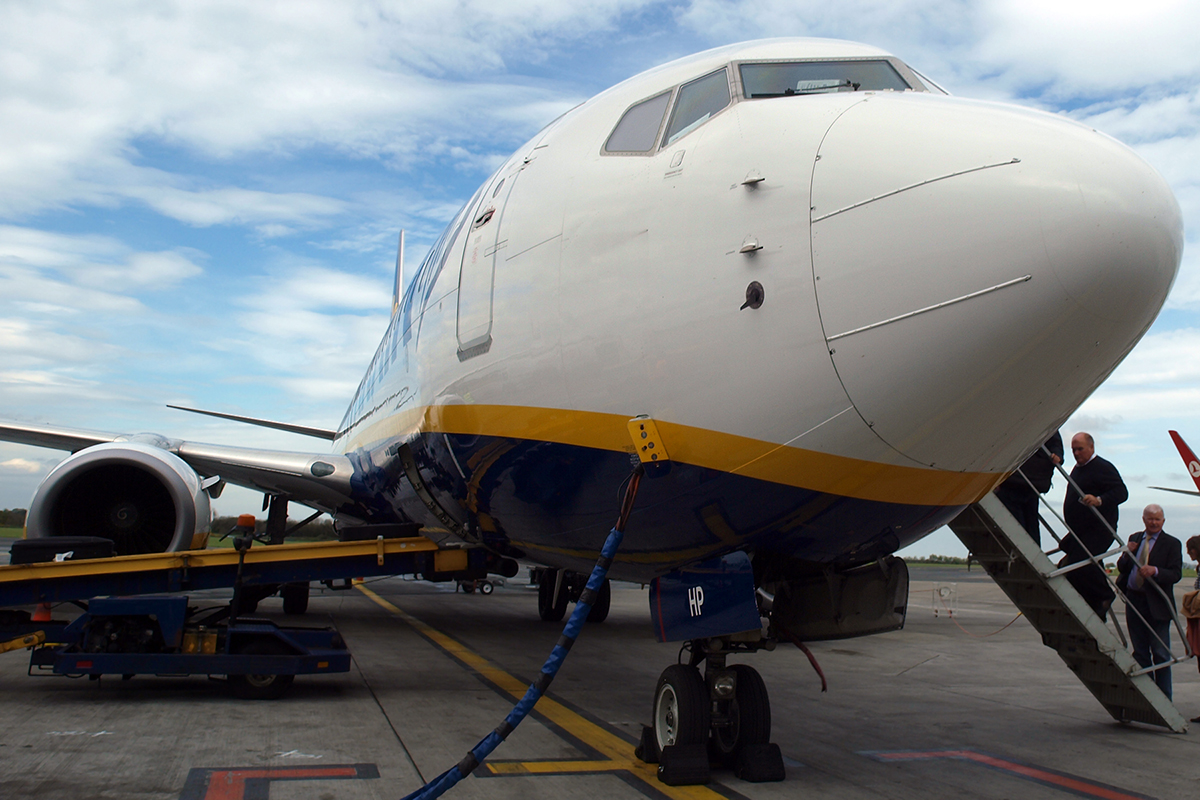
[1025,447,1193,666]
[1007,464,1127,648]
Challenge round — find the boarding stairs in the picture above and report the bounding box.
[947,490,1189,732]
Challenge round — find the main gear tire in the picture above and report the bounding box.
[537,569,568,622]
[586,579,611,623]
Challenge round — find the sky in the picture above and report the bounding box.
[0,1,1198,559]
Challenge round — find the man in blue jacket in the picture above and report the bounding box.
[1116,504,1182,699]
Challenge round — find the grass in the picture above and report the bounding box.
[0,527,23,539]
[201,536,341,551]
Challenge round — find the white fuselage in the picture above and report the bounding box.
[332,39,1181,579]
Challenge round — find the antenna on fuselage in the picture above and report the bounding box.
[392,229,405,315]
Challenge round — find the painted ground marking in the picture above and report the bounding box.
[863,749,1156,800]
[356,584,746,800]
[178,764,379,800]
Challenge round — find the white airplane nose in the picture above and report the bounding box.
[809,94,1182,472]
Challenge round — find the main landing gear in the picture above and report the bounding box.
[641,636,785,785]
[533,568,611,623]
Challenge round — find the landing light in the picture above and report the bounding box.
[712,671,736,698]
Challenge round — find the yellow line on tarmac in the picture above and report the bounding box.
[355,584,729,799]
[487,760,624,775]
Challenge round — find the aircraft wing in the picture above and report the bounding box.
[171,440,358,511]
[1147,485,1200,497]
[0,419,360,515]
[0,420,121,453]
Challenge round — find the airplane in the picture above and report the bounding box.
[0,37,1183,774]
[1149,430,1200,496]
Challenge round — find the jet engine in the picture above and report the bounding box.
[24,441,212,555]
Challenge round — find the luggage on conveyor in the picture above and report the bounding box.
[10,536,115,565]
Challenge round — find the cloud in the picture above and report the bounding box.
[1066,329,1200,423]
[0,320,112,366]
[1064,413,1121,433]
[87,252,202,290]
[0,225,203,292]
[0,265,145,315]
[1074,90,1200,146]
[123,183,347,229]
[0,1,638,221]
[0,225,197,328]
[967,1,1200,99]
[0,457,47,474]
[242,264,390,313]
[179,262,395,410]
[1103,328,1200,387]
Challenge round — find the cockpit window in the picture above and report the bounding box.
[605,91,671,153]
[740,60,910,98]
[664,69,731,145]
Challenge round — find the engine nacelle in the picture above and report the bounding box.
[25,442,212,555]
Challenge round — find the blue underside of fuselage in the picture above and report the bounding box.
[364,432,963,583]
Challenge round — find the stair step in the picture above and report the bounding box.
[948,493,1186,733]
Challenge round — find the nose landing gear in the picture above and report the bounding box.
[643,637,786,785]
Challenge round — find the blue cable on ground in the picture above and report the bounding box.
[401,467,643,800]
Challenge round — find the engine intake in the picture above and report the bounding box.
[25,442,211,555]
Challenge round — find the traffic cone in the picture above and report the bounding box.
[31,603,52,622]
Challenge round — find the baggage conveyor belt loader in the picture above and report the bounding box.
[0,526,489,698]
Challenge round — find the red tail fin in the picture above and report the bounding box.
[1168,430,1200,492]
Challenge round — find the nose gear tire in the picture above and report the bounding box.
[653,664,710,755]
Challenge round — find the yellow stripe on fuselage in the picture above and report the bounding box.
[343,404,1002,507]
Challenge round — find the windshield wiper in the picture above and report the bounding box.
[750,79,861,98]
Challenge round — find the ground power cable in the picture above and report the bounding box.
[936,593,1023,638]
[400,465,644,800]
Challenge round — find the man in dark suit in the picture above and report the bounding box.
[995,430,1063,544]
[1116,504,1182,699]
[1061,432,1127,616]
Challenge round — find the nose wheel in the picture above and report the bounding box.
[645,644,785,784]
[709,663,771,766]
[653,665,710,752]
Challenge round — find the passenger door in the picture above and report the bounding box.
[456,162,522,359]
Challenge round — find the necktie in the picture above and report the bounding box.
[1133,535,1152,590]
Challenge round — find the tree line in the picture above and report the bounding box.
[0,509,26,528]
[904,554,969,564]
[209,514,337,540]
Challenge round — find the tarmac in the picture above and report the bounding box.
[1,557,1199,800]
